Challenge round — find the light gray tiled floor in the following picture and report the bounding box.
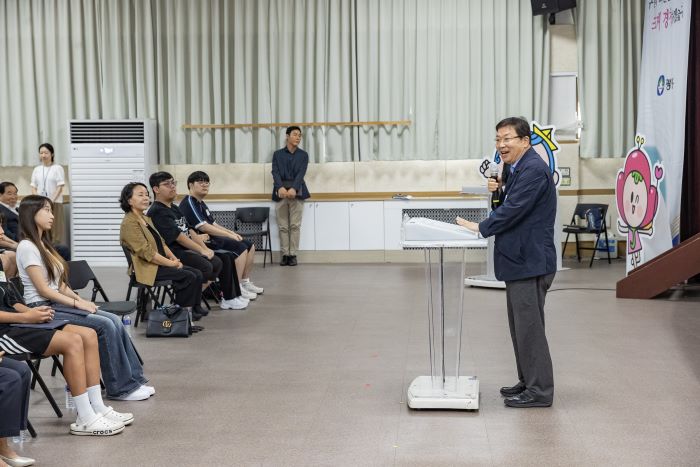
[13,259,700,466]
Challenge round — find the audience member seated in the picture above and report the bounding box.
[0,262,131,438]
[179,171,264,299]
[0,182,70,261]
[118,182,206,329]
[0,219,17,279]
[0,183,20,242]
[0,351,35,466]
[15,195,154,401]
[147,172,247,311]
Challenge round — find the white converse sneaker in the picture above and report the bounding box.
[240,288,257,300]
[220,297,248,310]
[242,281,264,294]
[100,407,134,426]
[140,384,155,396]
[70,413,125,436]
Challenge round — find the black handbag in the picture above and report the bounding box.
[146,304,191,338]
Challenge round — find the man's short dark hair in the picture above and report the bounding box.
[496,117,531,139]
[286,125,301,135]
[149,171,174,189]
[119,182,149,213]
[187,171,210,189]
[0,181,17,194]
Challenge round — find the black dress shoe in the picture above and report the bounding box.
[288,255,298,266]
[504,392,552,408]
[191,325,205,333]
[280,255,289,266]
[500,383,526,397]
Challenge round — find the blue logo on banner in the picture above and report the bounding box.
[657,75,665,96]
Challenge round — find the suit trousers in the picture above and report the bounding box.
[505,272,555,401]
[275,198,304,256]
[0,357,31,437]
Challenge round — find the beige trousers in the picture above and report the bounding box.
[275,198,304,256]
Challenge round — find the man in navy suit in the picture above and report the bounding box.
[457,116,557,408]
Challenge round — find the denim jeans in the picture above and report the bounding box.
[41,306,147,398]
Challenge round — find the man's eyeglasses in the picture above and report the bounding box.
[494,136,522,145]
[160,180,177,187]
[194,180,211,186]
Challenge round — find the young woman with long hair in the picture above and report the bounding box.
[0,261,130,438]
[15,195,154,401]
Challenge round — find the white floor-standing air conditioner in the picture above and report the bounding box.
[69,119,157,266]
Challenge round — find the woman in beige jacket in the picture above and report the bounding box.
[119,182,203,310]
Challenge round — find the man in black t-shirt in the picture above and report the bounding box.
[147,172,248,311]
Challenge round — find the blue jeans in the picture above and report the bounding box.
[49,308,147,398]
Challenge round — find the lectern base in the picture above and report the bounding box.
[465,275,506,289]
[407,376,479,410]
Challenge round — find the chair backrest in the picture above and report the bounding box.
[67,260,96,291]
[235,207,270,224]
[121,245,135,269]
[571,203,608,230]
[67,260,109,302]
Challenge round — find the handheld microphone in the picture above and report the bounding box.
[490,165,501,209]
[490,164,499,180]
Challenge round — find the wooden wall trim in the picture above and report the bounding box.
[50,188,615,203]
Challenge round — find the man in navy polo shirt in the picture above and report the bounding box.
[179,171,264,298]
[271,126,310,266]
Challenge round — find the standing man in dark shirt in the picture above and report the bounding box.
[147,172,247,313]
[271,126,310,266]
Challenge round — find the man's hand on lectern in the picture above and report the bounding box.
[456,216,479,233]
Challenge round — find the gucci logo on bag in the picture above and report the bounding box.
[162,320,172,329]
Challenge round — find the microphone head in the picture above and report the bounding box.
[490,164,499,177]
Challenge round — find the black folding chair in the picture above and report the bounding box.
[67,260,143,364]
[5,352,64,418]
[235,207,273,267]
[562,203,611,267]
[121,246,174,327]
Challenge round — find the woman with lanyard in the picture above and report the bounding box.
[30,144,66,245]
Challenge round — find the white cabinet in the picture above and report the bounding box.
[314,202,350,250]
[298,202,316,251]
[349,201,384,250]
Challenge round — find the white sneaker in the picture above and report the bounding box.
[109,386,151,401]
[242,281,264,295]
[240,288,257,300]
[140,385,155,396]
[100,407,134,426]
[70,413,125,436]
[220,297,248,310]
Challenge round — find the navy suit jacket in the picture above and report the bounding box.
[0,204,19,241]
[479,148,557,282]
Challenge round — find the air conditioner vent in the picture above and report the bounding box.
[70,121,145,144]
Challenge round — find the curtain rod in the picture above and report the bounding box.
[182,120,411,130]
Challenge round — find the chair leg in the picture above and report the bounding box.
[562,232,571,260]
[30,359,41,390]
[574,234,581,262]
[604,229,611,264]
[26,361,63,418]
[590,231,603,268]
[27,420,37,438]
[126,284,133,301]
[52,355,64,376]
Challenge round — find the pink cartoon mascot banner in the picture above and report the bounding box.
[617,0,691,274]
